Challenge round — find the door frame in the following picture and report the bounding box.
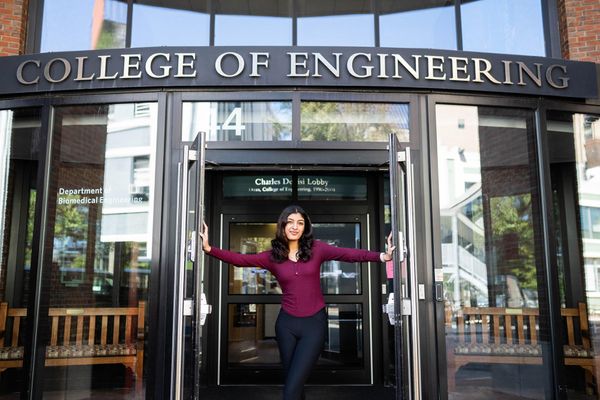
[216,211,375,385]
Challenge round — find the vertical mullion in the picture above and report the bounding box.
[535,102,565,399]
[292,0,297,46]
[209,0,215,46]
[292,92,301,145]
[125,0,133,48]
[373,0,380,47]
[27,100,55,400]
[455,0,463,51]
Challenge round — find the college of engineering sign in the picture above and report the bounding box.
[0,47,597,98]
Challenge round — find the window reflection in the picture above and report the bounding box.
[41,0,127,52]
[182,102,292,142]
[131,1,209,47]
[228,221,363,295]
[297,0,374,46]
[313,223,362,295]
[437,104,550,397]
[379,0,457,50]
[548,112,600,396]
[461,0,545,56]
[301,102,409,142]
[41,103,157,397]
[228,223,280,295]
[227,304,363,367]
[214,0,292,45]
[0,108,41,397]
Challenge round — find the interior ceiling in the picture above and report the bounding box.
[135,0,453,17]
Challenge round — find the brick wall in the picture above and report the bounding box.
[559,0,600,62]
[0,0,28,56]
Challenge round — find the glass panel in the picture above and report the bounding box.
[313,223,362,295]
[131,1,209,47]
[214,0,292,45]
[379,0,457,50]
[297,0,374,46]
[39,103,157,397]
[461,0,545,56]
[0,108,41,397]
[182,102,292,142]
[41,0,127,52]
[437,104,550,397]
[223,175,293,200]
[547,111,600,397]
[228,222,362,295]
[226,303,363,367]
[321,304,363,366]
[227,303,281,366]
[228,223,280,295]
[298,176,367,200]
[300,102,409,142]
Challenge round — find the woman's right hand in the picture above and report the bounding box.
[199,222,211,253]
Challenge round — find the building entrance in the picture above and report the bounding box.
[172,133,419,399]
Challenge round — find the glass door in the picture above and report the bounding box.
[175,132,211,400]
[387,133,419,400]
[219,214,374,385]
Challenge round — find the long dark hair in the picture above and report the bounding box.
[271,205,314,263]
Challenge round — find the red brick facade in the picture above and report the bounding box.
[0,0,28,57]
[558,0,600,63]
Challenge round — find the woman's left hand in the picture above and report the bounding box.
[383,232,396,261]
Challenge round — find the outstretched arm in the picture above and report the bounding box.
[319,233,395,263]
[199,223,272,269]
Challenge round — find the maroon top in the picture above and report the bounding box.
[208,240,382,317]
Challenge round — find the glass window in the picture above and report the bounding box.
[301,102,409,142]
[228,223,279,295]
[227,303,281,366]
[227,221,364,296]
[214,0,292,45]
[548,111,600,396]
[0,108,41,397]
[182,101,292,142]
[297,0,374,46]
[437,104,550,397]
[131,1,209,47]
[379,0,457,50]
[41,0,127,52]
[39,103,157,397]
[313,223,362,295]
[226,303,363,367]
[461,0,545,56]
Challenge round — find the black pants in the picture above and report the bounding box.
[275,308,327,400]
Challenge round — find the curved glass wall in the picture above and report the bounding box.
[41,0,127,52]
[547,111,600,397]
[0,108,41,397]
[379,0,457,50]
[461,0,545,56]
[296,0,375,46]
[182,100,409,143]
[38,0,548,56]
[214,0,292,46]
[131,1,210,47]
[37,103,157,398]
[300,102,409,142]
[436,104,551,398]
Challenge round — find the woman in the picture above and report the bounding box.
[199,205,394,400]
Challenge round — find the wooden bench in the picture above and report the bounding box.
[446,303,599,395]
[0,302,145,391]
